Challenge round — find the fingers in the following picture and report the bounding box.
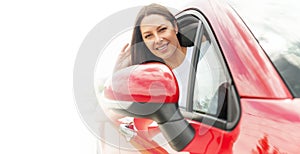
[117,43,131,61]
[114,43,131,72]
[121,43,130,53]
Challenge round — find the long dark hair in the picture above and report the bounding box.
[130,3,182,65]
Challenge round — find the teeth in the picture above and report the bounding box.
[156,44,167,50]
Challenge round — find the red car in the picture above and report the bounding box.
[98,0,300,153]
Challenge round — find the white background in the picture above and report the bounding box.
[0,0,186,153]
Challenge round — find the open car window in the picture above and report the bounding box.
[193,37,229,117]
[177,9,240,130]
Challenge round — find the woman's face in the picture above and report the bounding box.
[140,14,180,60]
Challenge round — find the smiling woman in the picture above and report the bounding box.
[132,5,186,69]
[139,14,184,68]
[114,3,189,71]
[113,3,194,108]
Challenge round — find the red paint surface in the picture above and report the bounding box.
[104,62,179,103]
[187,0,291,99]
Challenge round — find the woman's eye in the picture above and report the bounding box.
[145,34,152,39]
[159,27,167,32]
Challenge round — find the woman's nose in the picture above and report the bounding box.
[154,34,163,44]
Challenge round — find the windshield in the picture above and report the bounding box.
[228,0,300,97]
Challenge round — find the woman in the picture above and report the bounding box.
[114,3,193,108]
[108,4,196,147]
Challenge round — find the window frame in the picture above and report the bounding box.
[176,9,241,131]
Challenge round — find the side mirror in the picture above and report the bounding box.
[102,62,195,151]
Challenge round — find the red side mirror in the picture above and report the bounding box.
[104,62,179,103]
[101,62,194,151]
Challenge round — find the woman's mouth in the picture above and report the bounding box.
[155,43,168,52]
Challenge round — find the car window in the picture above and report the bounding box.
[192,27,230,118]
[176,10,232,118]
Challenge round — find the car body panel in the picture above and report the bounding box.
[185,0,292,99]
[181,121,239,154]
[233,98,300,153]
[112,98,300,153]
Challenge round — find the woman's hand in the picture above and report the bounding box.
[113,43,132,72]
